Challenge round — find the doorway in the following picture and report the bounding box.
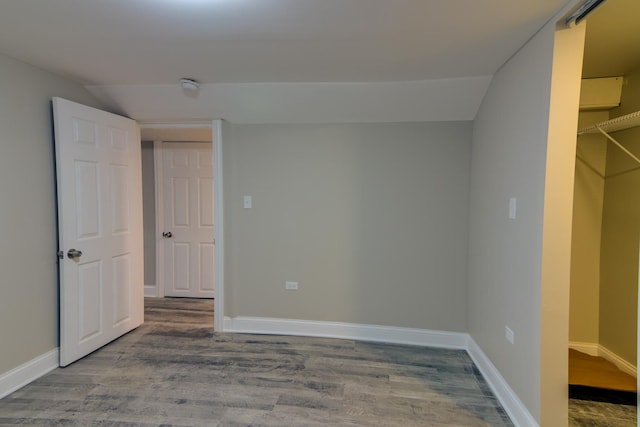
[139,122,224,329]
[568,0,640,424]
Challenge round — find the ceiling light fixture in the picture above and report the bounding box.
[180,78,200,92]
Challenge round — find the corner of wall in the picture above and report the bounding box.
[539,19,586,427]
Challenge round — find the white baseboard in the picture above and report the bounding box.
[223,316,469,349]
[568,341,599,356]
[569,341,637,377]
[0,349,59,399]
[144,285,158,297]
[467,338,538,427]
[599,345,637,378]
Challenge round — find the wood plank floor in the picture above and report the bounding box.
[0,298,515,426]
[569,349,636,392]
[568,349,637,426]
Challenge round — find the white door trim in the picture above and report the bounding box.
[148,121,224,330]
[153,140,166,298]
[212,120,225,331]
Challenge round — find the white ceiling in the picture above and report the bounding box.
[1,1,634,126]
[0,0,569,85]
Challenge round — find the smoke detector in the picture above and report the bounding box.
[179,78,200,91]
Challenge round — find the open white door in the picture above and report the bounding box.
[53,98,143,367]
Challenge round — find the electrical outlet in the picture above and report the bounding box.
[505,326,515,344]
[285,281,298,290]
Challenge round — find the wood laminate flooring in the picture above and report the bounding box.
[0,297,514,426]
[569,349,636,392]
[568,349,637,426]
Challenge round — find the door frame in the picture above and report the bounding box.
[141,119,224,330]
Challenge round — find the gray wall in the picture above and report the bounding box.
[468,16,584,424]
[468,30,550,419]
[0,52,103,374]
[141,141,156,289]
[223,122,471,331]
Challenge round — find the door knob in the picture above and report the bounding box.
[162,232,173,238]
[67,249,83,259]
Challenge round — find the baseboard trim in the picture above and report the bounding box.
[223,316,469,349]
[568,341,599,356]
[467,338,539,427]
[599,345,637,378]
[144,285,158,297]
[0,348,59,399]
[569,341,636,377]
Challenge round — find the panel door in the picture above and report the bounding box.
[53,98,143,367]
[162,142,214,298]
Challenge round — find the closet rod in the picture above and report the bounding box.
[596,127,640,166]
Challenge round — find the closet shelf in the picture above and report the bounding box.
[577,110,640,176]
[578,110,640,135]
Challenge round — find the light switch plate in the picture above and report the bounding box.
[505,326,515,344]
[243,195,252,209]
[509,198,517,219]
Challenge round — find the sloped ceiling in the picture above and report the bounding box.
[0,0,573,123]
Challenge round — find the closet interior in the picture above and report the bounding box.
[569,42,639,423]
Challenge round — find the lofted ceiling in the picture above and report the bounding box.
[0,0,570,85]
[0,0,584,123]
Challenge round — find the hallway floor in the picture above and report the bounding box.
[569,397,636,426]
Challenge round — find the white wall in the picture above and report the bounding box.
[222,122,471,331]
[468,12,585,426]
[0,52,103,374]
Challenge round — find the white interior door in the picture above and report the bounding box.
[53,98,143,367]
[161,142,214,298]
